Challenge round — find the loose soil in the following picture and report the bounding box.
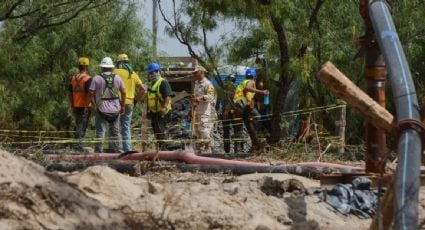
[2,149,425,229]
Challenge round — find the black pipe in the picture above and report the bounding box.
[176,163,364,178]
[44,161,137,174]
[369,1,422,229]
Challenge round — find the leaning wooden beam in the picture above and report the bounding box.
[171,91,190,103]
[317,61,395,134]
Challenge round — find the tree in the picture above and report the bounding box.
[0,0,113,41]
[0,0,152,131]
[158,0,229,86]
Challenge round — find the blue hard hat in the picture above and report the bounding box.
[245,68,257,78]
[147,63,161,73]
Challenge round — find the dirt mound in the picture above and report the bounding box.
[0,148,376,229]
[0,149,128,229]
[65,166,371,229]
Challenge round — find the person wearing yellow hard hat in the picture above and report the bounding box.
[114,54,145,153]
[68,57,93,152]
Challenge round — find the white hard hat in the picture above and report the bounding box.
[99,57,114,68]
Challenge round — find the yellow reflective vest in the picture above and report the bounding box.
[147,77,171,113]
[233,79,256,108]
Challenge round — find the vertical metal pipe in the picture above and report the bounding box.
[365,52,387,172]
[369,1,421,228]
[359,0,387,173]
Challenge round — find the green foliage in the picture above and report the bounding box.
[0,0,152,131]
[182,0,425,144]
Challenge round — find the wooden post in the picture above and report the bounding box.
[335,99,346,154]
[316,62,395,134]
[369,180,394,230]
[141,92,149,152]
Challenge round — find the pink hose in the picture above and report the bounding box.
[47,150,362,170]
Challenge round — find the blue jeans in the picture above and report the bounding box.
[120,104,134,152]
[95,111,120,153]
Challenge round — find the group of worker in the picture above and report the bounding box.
[220,69,270,154]
[69,55,269,154]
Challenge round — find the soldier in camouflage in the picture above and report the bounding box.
[191,65,217,154]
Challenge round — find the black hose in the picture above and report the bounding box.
[369,1,422,228]
[44,161,137,174]
[176,163,364,178]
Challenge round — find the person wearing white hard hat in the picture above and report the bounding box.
[89,57,126,153]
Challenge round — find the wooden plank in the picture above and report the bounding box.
[171,91,190,104]
[158,56,194,63]
[166,67,196,71]
[166,77,192,83]
[317,62,395,134]
[163,70,194,75]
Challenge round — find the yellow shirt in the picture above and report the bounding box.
[114,69,143,104]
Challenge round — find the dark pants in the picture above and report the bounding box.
[72,108,91,151]
[243,107,261,148]
[224,108,245,153]
[232,116,245,153]
[150,112,170,150]
[258,106,271,135]
[95,111,120,153]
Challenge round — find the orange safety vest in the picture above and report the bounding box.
[70,72,92,107]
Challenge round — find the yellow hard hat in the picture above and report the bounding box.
[118,54,129,61]
[78,57,89,66]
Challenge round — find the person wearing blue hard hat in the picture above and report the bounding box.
[233,67,269,153]
[146,62,173,150]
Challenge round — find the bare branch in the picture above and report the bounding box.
[200,9,224,88]
[13,0,112,41]
[298,0,325,57]
[158,0,207,68]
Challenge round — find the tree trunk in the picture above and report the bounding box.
[269,16,293,143]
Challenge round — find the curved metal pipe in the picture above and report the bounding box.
[369,1,422,228]
[47,150,362,170]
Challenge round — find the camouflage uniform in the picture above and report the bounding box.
[193,78,217,153]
